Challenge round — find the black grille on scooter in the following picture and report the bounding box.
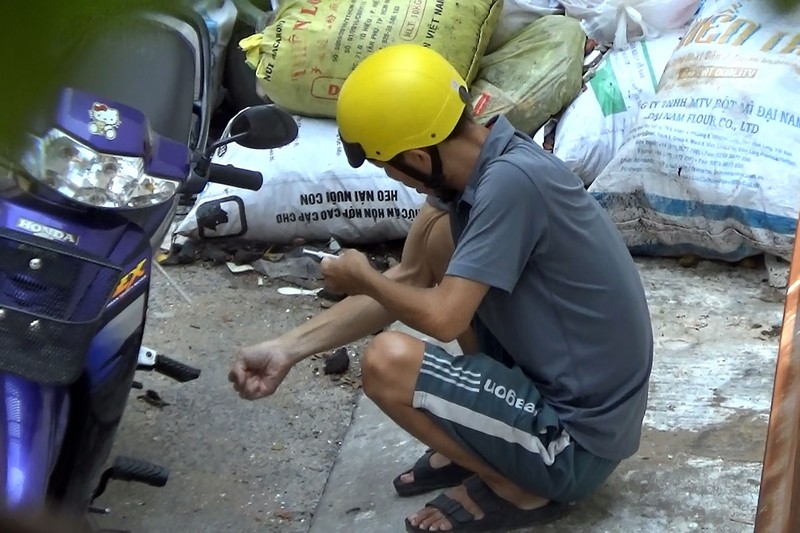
[0,228,122,385]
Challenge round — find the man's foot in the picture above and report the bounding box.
[400,451,451,484]
[405,475,565,532]
[394,450,473,497]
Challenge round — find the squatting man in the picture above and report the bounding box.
[229,44,653,532]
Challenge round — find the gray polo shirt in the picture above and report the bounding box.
[444,116,653,461]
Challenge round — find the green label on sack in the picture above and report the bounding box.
[590,41,659,117]
[590,62,627,117]
[640,41,659,91]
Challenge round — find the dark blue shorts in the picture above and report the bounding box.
[413,342,619,503]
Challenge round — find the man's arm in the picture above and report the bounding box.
[230,202,480,400]
[359,271,489,343]
[275,263,425,365]
[267,202,461,365]
[326,160,548,344]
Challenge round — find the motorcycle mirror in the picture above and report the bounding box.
[228,105,298,150]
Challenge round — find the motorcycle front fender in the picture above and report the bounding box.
[0,375,69,508]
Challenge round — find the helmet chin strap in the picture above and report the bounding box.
[388,147,458,203]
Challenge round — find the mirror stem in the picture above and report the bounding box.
[207,131,249,156]
[194,131,250,177]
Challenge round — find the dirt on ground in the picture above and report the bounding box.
[95,261,369,533]
[93,250,786,533]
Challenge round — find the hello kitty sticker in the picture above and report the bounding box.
[88,102,121,140]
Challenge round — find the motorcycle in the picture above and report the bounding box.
[0,5,298,525]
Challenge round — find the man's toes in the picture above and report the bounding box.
[417,509,450,531]
[400,471,415,485]
[428,514,454,531]
[408,483,484,530]
[409,507,443,529]
[408,506,433,526]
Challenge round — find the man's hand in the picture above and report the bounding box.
[228,342,294,400]
[320,249,375,296]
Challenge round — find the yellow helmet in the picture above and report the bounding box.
[337,44,468,168]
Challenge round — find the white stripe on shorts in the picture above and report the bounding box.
[418,368,481,393]
[413,391,571,466]
[425,352,482,377]
[421,358,482,386]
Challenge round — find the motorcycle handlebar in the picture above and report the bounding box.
[208,163,263,191]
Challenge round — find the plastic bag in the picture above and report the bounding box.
[471,15,586,134]
[589,0,800,261]
[561,0,699,47]
[195,0,238,103]
[487,0,564,52]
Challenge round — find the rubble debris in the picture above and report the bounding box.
[137,389,170,408]
[765,254,790,289]
[324,347,350,375]
[339,376,363,390]
[678,255,700,268]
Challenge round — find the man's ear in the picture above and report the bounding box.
[402,148,431,171]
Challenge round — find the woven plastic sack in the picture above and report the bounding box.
[471,15,586,133]
[242,0,502,118]
[175,115,426,245]
[487,0,563,52]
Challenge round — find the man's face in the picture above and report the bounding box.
[370,150,459,203]
[370,159,435,195]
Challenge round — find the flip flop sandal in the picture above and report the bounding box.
[404,474,568,532]
[393,449,473,497]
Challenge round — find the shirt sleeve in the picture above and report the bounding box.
[446,160,549,293]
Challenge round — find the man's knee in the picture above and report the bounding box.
[362,331,424,400]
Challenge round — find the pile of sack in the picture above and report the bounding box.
[177,0,699,246]
[178,0,800,272]
[572,0,800,264]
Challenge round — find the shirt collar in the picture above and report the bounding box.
[456,115,516,207]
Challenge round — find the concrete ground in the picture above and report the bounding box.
[94,261,366,533]
[310,258,783,533]
[95,255,783,532]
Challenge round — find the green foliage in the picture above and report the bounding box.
[772,0,800,11]
[0,0,187,154]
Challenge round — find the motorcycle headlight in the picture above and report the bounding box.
[21,129,180,208]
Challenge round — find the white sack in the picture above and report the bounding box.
[487,0,564,52]
[176,115,426,244]
[589,0,800,261]
[554,31,684,186]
